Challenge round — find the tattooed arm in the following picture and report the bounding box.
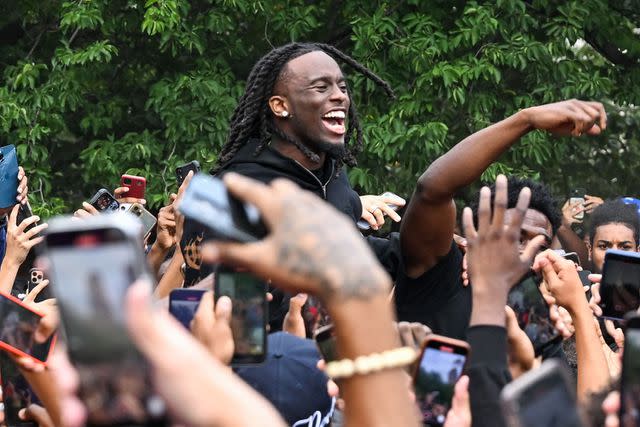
[200,173,420,427]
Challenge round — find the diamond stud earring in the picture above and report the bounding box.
[281,111,289,118]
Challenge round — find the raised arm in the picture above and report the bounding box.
[401,100,606,278]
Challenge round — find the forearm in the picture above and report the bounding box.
[556,225,591,270]
[147,243,172,280]
[417,110,531,202]
[153,250,184,299]
[570,305,610,400]
[0,258,20,294]
[328,288,420,427]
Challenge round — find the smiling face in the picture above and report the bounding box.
[270,51,350,156]
[590,223,639,273]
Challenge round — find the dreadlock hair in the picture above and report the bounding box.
[588,199,640,245]
[470,176,562,235]
[213,42,395,173]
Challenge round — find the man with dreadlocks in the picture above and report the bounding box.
[179,42,396,328]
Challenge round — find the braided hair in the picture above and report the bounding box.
[213,42,395,173]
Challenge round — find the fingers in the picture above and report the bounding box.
[538,257,560,285]
[360,210,378,228]
[411,322,431,348]
[215,296,232,324]
[461,207,477,240]
[603,391,620,427]
[509,186,532,230]
[35,310,59,343]
[372,207,385,227]
[379,203,402,222]
[177,170,194,197]
[589,273,602,284]
[81,202,100,215]
[193,291,215,331]
[381,194,406,207]
[398,322,415,348]
[17,214,40,233]
[19,404,55,427]
[491,175,508,231]
[477,187,491,231]
[9,203,19,226]
[520,235,547,267]
[200,240,270,277]
[24,223,48,239]
[24,279,50,304]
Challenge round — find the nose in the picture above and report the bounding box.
[330,84,349,104]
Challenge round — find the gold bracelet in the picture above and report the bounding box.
[325,347,418,379]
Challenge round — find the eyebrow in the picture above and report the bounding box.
[308,75,346,85]
[597,240,633,245]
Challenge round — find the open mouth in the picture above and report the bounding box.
[321,110,346,135]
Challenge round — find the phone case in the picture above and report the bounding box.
[0,145,19,208]
[120,174,146,200]
[127,202,157,237]
[176,160,200,185]
[0,291,57,365]
[89,188,120,212]
[412,335,471,382]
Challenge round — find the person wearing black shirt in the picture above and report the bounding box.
[395,100,605,339]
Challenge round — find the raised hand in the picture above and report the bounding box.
[562,199,584,226]
[190,292,234,365]
[73,202,99,218]
[584,195,604,214]
[114,186,146,205]
[5,204,47,267]
[522,99,607,137]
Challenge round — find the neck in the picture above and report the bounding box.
[271,134,326,170]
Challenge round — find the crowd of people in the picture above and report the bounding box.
[0,41,637,427]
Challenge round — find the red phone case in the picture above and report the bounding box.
[0,291,57,366]
[120,174,146,200]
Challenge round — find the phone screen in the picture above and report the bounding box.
[314,325,337,362]
[600,252,640,320]
[94,193,119,212]
[507,273,560,355]
[45,228,165,426]
[515,370,582,427]
[621,324,640,425]
[169,290,205,329]
[414,344,467,426]
[0,293,52,362]
[0,352,38,427]
[216,270,267,364]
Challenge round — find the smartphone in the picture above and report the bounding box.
[356,191,404,231]
[0,144,19,209]
[176,160,200,186]
[177,173,267,243]
[27,268,52,303]
[126,203,157,238]
[215,266,267,364]
[507,272,561,356]
[314,324,338,362]
[89,189,120,212]
[500,359,583,427]
[121,174,147,200]
[16,201,38,234]
[43,214,166,426]
[599,250,640,321]
[0,291,55,364]
[561,251,581,267]
[569,188,586,220]
[0,352,38,427]
[412,335,470,426]
[169,289,206,329]
[621,314,640,425]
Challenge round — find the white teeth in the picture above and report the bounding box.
[323,111,346,119]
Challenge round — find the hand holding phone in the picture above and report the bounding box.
[215,266,267,364]
[120,174,147,200]
[357,191,405,231]
[177,173,266,243]
[412,335,469,426]
[125,202,157,238]
[176,161,200,186]
[569,188,586,220]
[599,250,640,320]
[89,189,120,212]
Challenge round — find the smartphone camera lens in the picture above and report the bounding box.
[124,178,131,185]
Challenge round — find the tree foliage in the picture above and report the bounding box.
[0,0,639,217]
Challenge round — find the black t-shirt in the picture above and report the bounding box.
[368,233,471,340]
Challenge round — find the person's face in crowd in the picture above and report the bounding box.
[270,51,350,157]
[504,208,553,254]
[590,222,638,273]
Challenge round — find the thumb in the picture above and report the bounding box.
[539,257,559,290]
[445,375,470,427]
[201,241,269,272]
[215,296,232,324]
[20,404,54,427]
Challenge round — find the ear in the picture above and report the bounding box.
[269,95,290,118]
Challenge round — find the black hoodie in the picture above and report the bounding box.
[179,139,363,328]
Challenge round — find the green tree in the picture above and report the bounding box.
[0,0,638,217]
